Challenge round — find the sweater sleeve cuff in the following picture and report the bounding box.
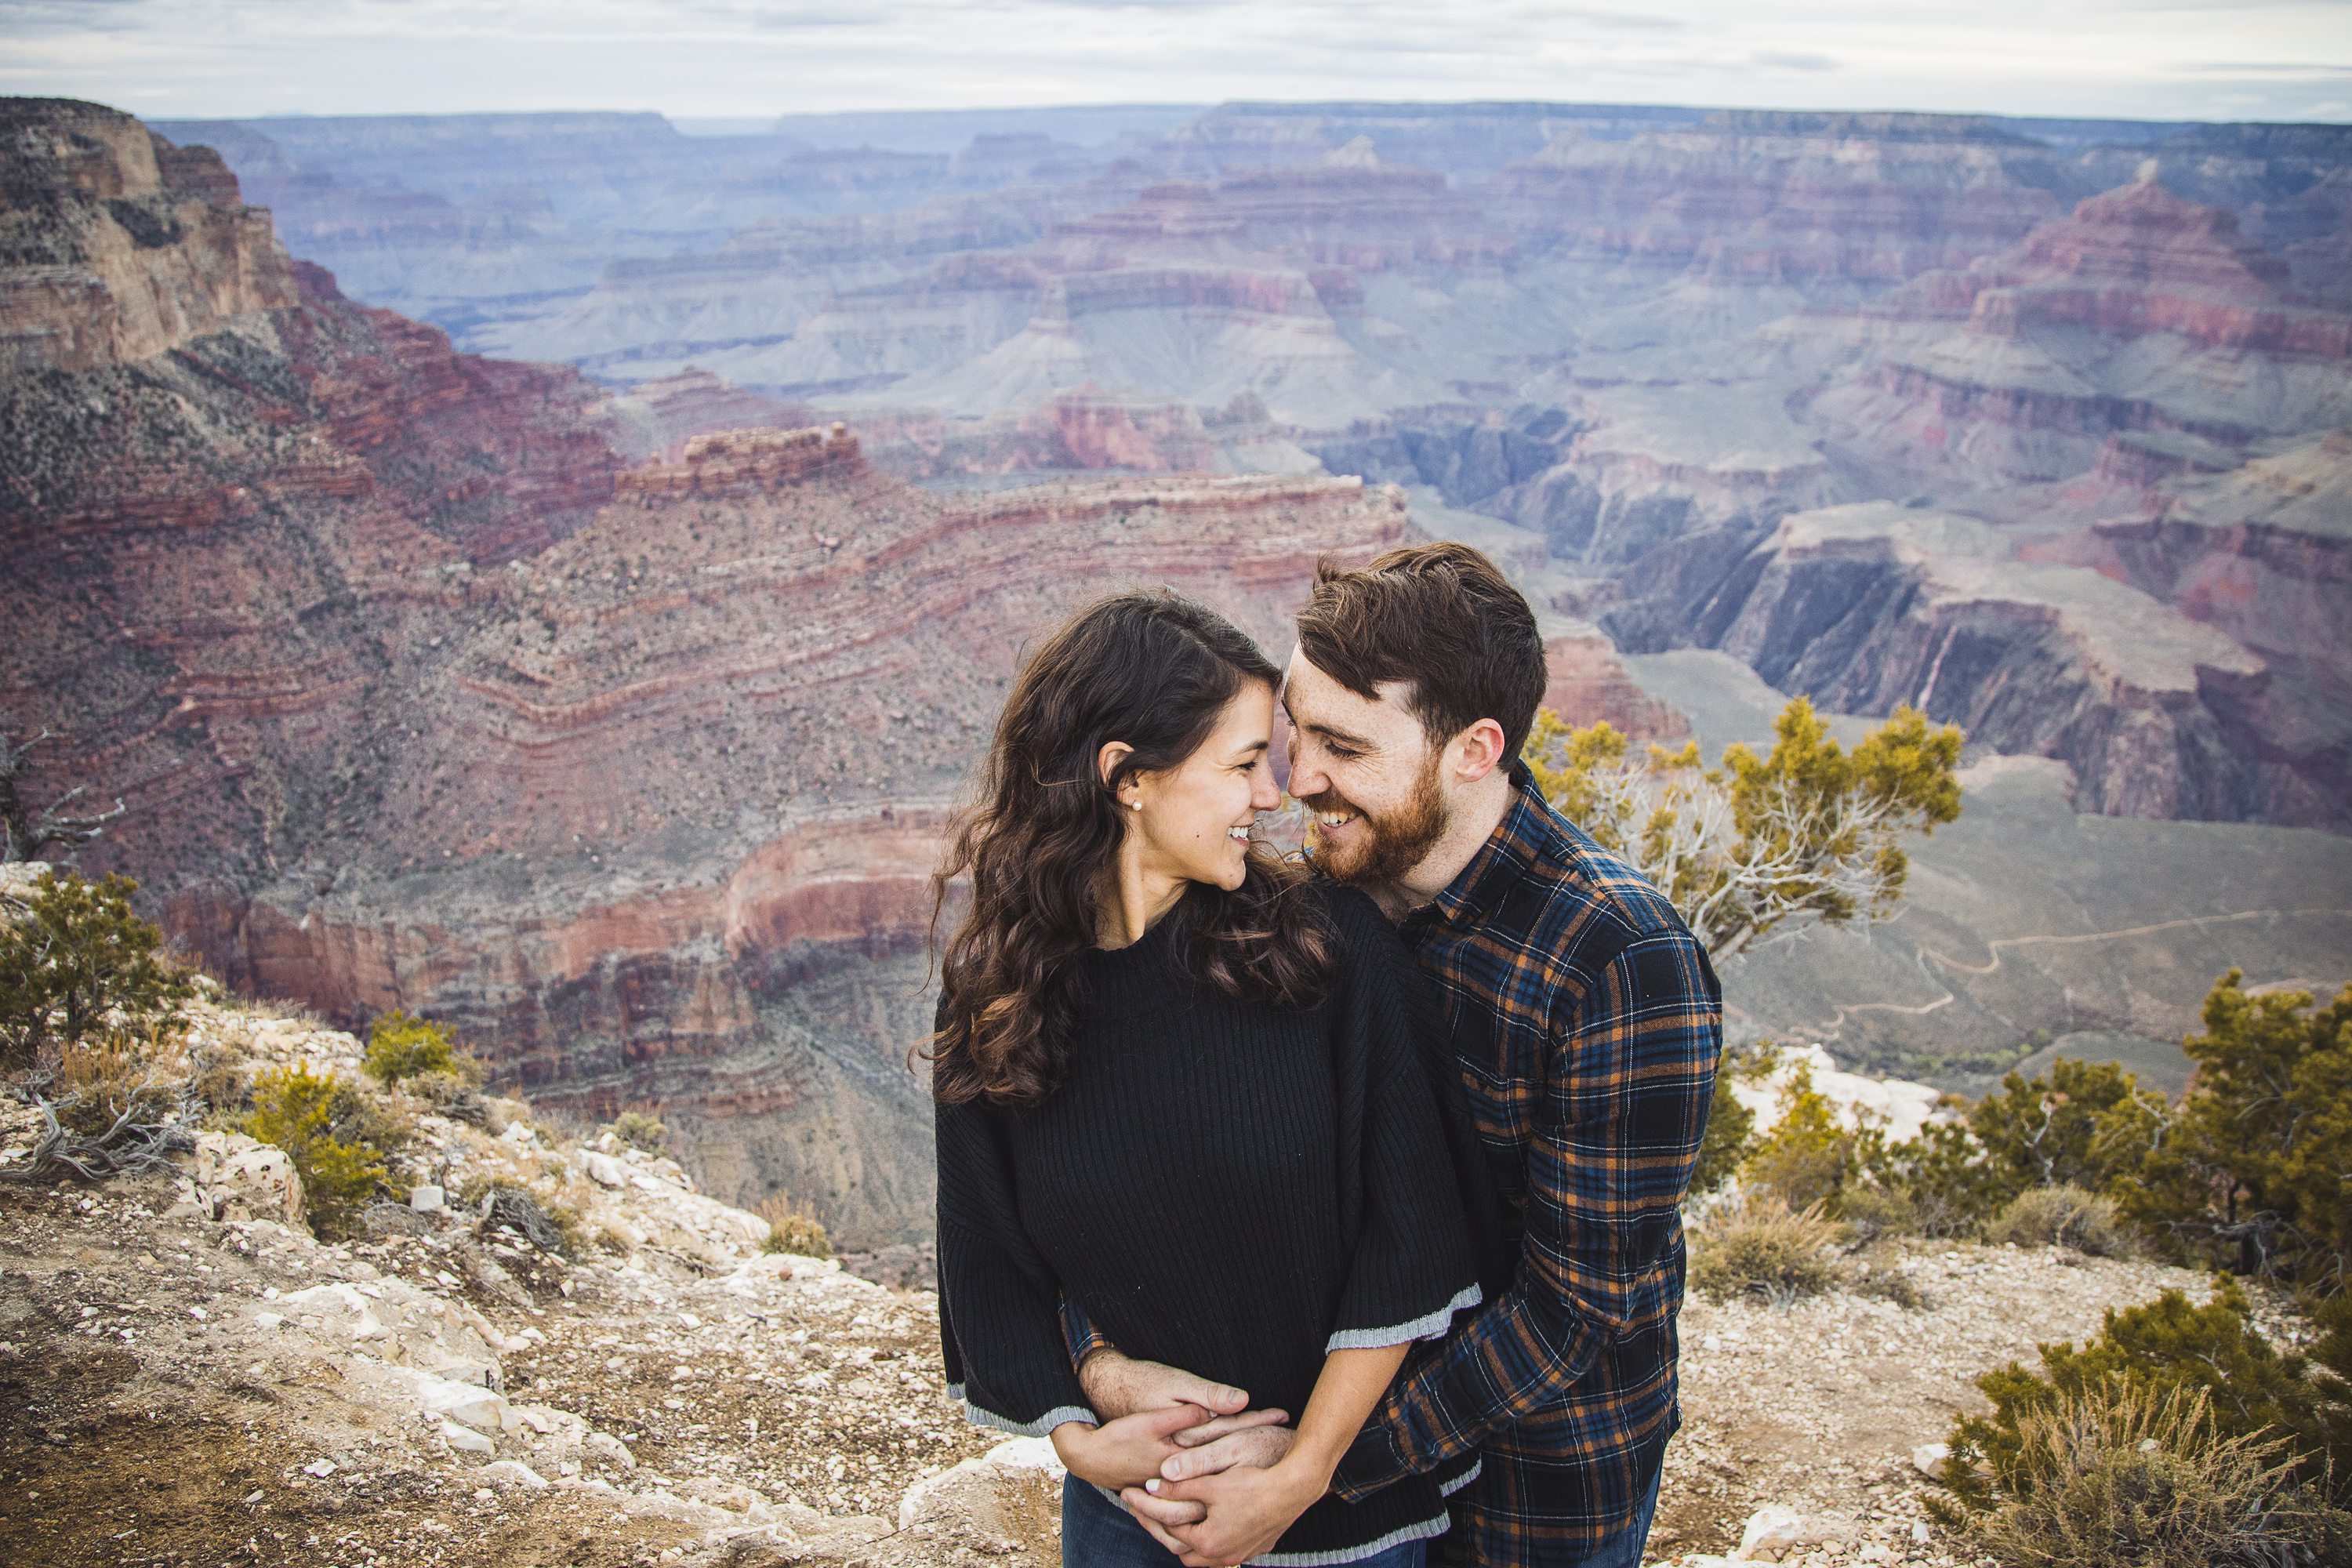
[1330,1408,1412,1501]
[1326,1283,1481,1352]
[950,1386,1098,1439]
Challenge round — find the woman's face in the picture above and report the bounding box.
[1127,680,1282,891]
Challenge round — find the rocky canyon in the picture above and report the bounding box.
[8,93,2350,1246]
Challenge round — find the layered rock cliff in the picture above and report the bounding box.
[2,101,1413,1247]
[1,99,296,371]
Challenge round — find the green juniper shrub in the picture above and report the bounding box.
[1944,1277,2349,1510]
[2307,1291,2352,1494]
[0,870,189,1071]
[1868,1118,2002,1236]
[1690,1047,1755,1196]
[608,1109,666,1155]
[1969,1056,2162,1200]
[241,1065,401,1238]
[362,1009,481,1087]
[2118,971,2352,1290]
[1741,1065,1889,1213]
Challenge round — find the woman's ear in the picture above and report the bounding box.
[1097,740,1136,802]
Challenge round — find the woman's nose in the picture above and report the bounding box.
[1250,768,1281,811]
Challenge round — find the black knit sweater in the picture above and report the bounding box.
[935,884,1487,1565]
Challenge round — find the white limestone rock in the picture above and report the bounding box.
[194,1131,305,1225]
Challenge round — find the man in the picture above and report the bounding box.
[1080,541,1722,1567]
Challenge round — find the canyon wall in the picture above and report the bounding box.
[9,93,2350,1236]
[2,100,1408,1246]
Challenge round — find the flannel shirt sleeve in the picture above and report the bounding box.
[1060,1293,1112,1370]
[1333,924,1719,1497]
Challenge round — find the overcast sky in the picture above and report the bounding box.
[4,0,2350,125]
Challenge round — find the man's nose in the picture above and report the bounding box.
[1288,750,1327,800]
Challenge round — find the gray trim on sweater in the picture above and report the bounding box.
[949,1385,1095,1439]
[1325,1282,1483,1352]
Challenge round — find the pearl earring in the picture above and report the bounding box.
[1128,800,1142,811]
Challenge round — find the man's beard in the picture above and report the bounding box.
[1301,752,1448,887]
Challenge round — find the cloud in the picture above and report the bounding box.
[0,0,2347,122]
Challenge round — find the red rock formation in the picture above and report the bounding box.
[1804,176,2352,492]
[1541,630,1689,742]
[855,387,1227,477]
[596,368,815,462]
[615,422,863,497]
[4,101,1420,1245]
[1927,179,2349,358]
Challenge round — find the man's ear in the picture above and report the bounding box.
[1098,740,1136,799]
[1452,718,1510,784]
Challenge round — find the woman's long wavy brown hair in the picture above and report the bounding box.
[927,591,1334,1107]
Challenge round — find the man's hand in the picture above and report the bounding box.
[1048,1406,1210,1492]
[1121,1425,1295,1545]
[1079,1347,1255,1423]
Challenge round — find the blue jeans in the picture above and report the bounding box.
[1062,1475,1431,1567]
[1566,1464,1662,1568]
[1429,1458,1661,1568]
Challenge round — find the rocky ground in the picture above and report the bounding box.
[1644,1243,2275,1566]
[0,998,1036,1568]
[0,997,2288,1568]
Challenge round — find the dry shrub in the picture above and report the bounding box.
[480,1183,578,1257]
[53,1025,187,1137]
[1954,1383,2350,1568]
[1689,1192,1840,1304]
[404,1067,490,1126]
[1849,1260,1928,1310]
[1992,1185,2136,1258]
[758,1192,832,1259]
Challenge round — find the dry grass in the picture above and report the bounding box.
[1990,1185,2136,1258]
[1688,1192,1842,1304]
[52,1027,187,1137]
[757,1191,833,1260]
[1958,1383,2352,1567]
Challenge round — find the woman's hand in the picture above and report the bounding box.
[1134,1450,1327,1567]
[1050,1405,1217,1491]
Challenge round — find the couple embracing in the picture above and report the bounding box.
[928,542,1722,1568]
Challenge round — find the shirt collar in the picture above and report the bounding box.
[1413,765,1557,930]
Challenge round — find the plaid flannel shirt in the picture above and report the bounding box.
[1327,771,1721,1565]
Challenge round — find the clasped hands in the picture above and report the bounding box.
[1047,1348,1313,1566]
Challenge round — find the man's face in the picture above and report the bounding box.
[1281,650,1448,887]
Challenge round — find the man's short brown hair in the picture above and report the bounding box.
[1294,540,1547,760]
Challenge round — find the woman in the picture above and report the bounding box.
[930,591,1486,1567]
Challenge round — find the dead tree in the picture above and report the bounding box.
[0,720,125,863]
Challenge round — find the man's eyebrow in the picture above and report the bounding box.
[1299,719,1376,750]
